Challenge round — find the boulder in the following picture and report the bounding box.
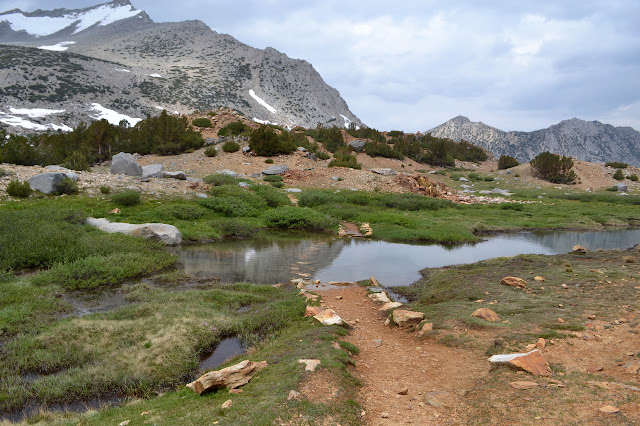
[614,183,628,192]
[472,308,501,322]
[110,152,143,176]
[500,276,528,289]
[86,217,182,245]
[488,349,552,376]
[459,177,470,182]
[313,309,344,326]
[380,302,403,311]
[417,322,433,336]
[217,169,239,177]
[368,292,391,304]
[162,171,187,180]
[392,310,424,327]
[298,359,321,372]
[141,164,164,179]
[262,164,289,175]
[371,168,397,176]
[297,146,308,152]
[349,139,365,152]
[186,360,268,395]
[27,173,68,194]
[572,244,588,254]
[43,165,78,181]
[305,306,325,317]
[285,188,302,193]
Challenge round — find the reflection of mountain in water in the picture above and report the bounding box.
[513,230,640,253]
[175,238,347,284]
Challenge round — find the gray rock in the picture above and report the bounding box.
[197,193,209,199]
[238,182,250,188]
[349,139,365,152]
[27,173,68,194]
[217,169,239,177]
[242,146,251,153]
[505,169,512,174]
[371,168,397,176]
[459,177,470,182]
[331,176,341,181]
[250,173,263,178]
[141,164,165,179]
[285,188,302,193]
[187,177,204,183]
[262,165,289,175]
[110,153,143,177]
[297,146,308,152]
[307,153,317,161]
[490,188,514,196]
[162,171,187,180]
[460,184,472,189]
[86,217,182,245]
[614,183,628,192]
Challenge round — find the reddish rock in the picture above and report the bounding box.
[305,306,325,317]
[489,350,552,376]
[392,310,425,327]
[186,360,268,395]
[500,276,528,289]
[599,405,620,413]
[417,322,433,336]
[313,309,344,326]
[472,308,501,323]
[572,245,587,254]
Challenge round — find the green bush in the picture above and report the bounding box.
[265,158,274,164]
[153,204,206,221]
[218,121,249,137]
[263,207,338,231]
[6,179,32,198]
[62,151,90,171]
[192,118,212,128]
[99,185,111,194]
[364,142,404,160]
[628,174,638,182]
[0,168,9,178]
[204,147,218,157]
[251,184,291,207]
[328,148,361,169]
[387,130,404,137]
[222,141,240,153]
[498,155,519,170]
[316,151,330,160]
[111,190,141,206]
[199,196,260,217]
[214,218,262,238]
[483,176,495,182]
[613,169,625,180]
[605,162,628,169]
[54,177,79,195]
[249,126,296,156]
[263,175,283,182]
[468,172,480,181]
[270,182,284,188]
[530,152,577,184]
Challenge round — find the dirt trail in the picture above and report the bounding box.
[313,285,487,425]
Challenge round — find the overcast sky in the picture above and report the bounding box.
[2,0,639,132]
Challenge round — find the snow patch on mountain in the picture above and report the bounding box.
[149,73,162,78]
[253,117,278,125]
[38,41,76,52]
[249,89,277,114]
[115,68,131,73]
[9,107,66,118]
[0,3,142,37]
[0,111,71,132]
[90,103,140,126]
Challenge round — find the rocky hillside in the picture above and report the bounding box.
[0,0,362,132]
[428,116,640,166]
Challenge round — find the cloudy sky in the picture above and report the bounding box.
[2,0,639,132]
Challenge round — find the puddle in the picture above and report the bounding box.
[199,337,245,373]
[1,396,125,423]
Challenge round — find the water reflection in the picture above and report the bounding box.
[174,229,640,287]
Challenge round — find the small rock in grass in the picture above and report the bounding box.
[298,359,321,372]
[534,276,545,282]
[599,405,620,413]
[536,338,546,350]
[472,308,501,322]
[288,390,300,400]
[221,400,233,409]
[229,389,243,395]
[118,421,130,426]
[500,276,528,289]
[561,284,569,289]
[509,381,538,390]
[398,387,409,395]
[587,365,604,373]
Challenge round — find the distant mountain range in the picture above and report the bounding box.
[0,0,362,132]
[428,116,640,166]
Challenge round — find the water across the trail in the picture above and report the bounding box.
[174,229,640,287]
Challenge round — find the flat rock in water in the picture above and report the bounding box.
[262,165,289,175]
[371,168,397,176]
[489,349,552,376]
[472,307,501,322]
[86,217,182,245]
[27,172,68,194]
[186,360,268,395]
[110,152,142,176]
[500,276,528,289]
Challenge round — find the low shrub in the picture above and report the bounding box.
[270,182,284,188]
[0,168,9,177]
[251,184,291,207]
[6,179,32,198]
[328,148,361,169]
[530,152,576,184]
[498,155,519,170]
[613,169,625,180]
[192,118,212,128]
[315,151,330,160]
[265,158,274,164]
[263,175,283,182]
[364,142,404,160]
[53,177,78,195]
[222,141,240,153]
[605,161,628,169]
[99,185,111,194]
[263,206,338,231]
[154,204,206,221]
[214,218,262,238]
[484,176,494,182]
[203,174,242,186]
[218,121,249,137]
[111,190,141,206]
[199,196,260,217]
[628,174,639,182]
[204,147,218,157]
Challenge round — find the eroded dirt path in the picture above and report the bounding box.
[313,285,487,425]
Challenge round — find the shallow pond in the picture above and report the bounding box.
[174,229,640,287]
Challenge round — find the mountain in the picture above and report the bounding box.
[428,116,640,166]
[0,0,362,132]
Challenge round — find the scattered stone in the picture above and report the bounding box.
[118,421,130,426]
[187,360,268,395]
[557,318,565,323]
[109,208,121,214]
[349,139,365,152]
[217,169,238,177]
[242,146,251,153]
[262,164,289,175]
[313,309,344,326]
[587,366,604,373]
[288,390,300,400]
[536,338,546,350]
[335,296,343,300]
[417,322,433,336]
[162,171,187,180]
[221,400,233,409]
[500,276,528,289]
[228,389,243,395]
[368,292,391,304]
[509,381,539,390]
[392,310,425,328]
[297,146,308,152]
[26,173,70,194]
[561,284,569,289]
[141,164,164,179]
[140,411,151,416]
[371,168,397,176]
[370,276,381,287]
[534,276,545,282]
[472,308,501,322]
[301,292,319,301]
[599,405,620,413]
[488,350,553,376]
[380,302,403,311]
[373,339,383,347]
[624,361,640,374]
[381,412,390,418]
[298,359,321,372]
[459,177,470,182]
[572,245,588,254]
[86,217,182,245]
[397,387,409,395]
[110,152,143,176]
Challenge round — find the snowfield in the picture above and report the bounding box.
[9,107,66,118]
[0,3,142,37]
[249,89,277,114]
[115,68,131,73]
[0,111,71,132]
[149,73,162,78]
[38,41,76,52]
[253,117,278,125]
[90,103,141,126]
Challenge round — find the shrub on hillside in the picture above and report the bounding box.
[192,118,212,128]
[628,174,639,182]
[613,169,625,180]
[249,126,296,156]
[222,141,240,153]
[605,161,628,169]
[263,175,283,182]
[54,177,79,195]
[204,146,218,157]
[498,155,519,170]
[263,206,338,231]
[530,152,577,184]
[198,196,260,217]
[218,121,249,137]
[328,148,361,169]
[364,142,404,160]
[6,179,32,198]
[112,190,141,206]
